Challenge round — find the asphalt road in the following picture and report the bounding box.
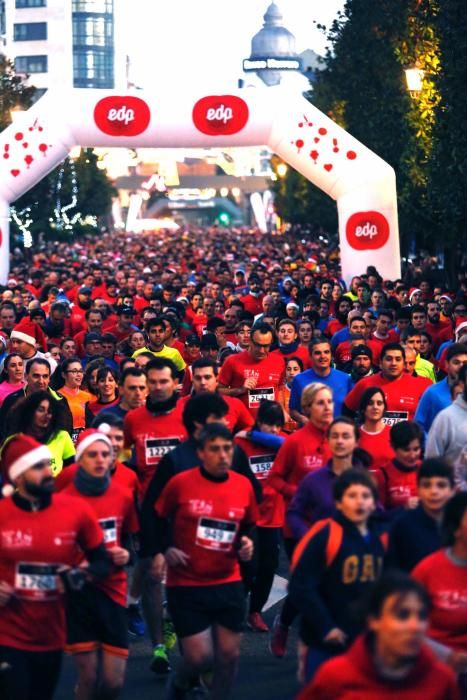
[55,561,300,699]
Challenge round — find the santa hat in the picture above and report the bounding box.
[1,434,52,496]
[408,288,422,303]
[75,424,112,461]
[455,319,467,337]
[11,319,47,352]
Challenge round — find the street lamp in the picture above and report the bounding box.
[9,104,23,123]
[404,65,425,98]
[276,162,288,178]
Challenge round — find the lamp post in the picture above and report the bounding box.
[276,162,288,178]
[404,65,425,98]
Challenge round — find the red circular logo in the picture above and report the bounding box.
[345,211,390,250]
[192,95,249,136]
[94,96,151,137]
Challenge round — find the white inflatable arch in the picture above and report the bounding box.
[0,87,400,285]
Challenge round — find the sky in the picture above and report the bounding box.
[121,0,345,92]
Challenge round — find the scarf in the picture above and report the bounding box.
[74,466,110,496]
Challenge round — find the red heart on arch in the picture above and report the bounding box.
[11,169,20,177]
[324,164,333,172]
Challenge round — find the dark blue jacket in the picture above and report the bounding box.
[387,504,442,572]
[289,512,386,647]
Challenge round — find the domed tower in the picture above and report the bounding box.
[248,2,300,86]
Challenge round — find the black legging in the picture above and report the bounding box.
[245,527,281,614]
[0,647,62,700]
[280,536,299,627]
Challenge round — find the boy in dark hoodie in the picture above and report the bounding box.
[289,469,386,683]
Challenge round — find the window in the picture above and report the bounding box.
[72,15,113,48]
[13,22,47,40]
[72,0,112,12]
[16,0,46,7]
[15,55,48,73]
[73,48,114,88]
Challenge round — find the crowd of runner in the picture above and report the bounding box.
[0,226,466,700]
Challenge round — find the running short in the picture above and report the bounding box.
[166,581,246,638]
[65,585,128,658]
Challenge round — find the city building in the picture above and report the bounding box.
[3,0,126,96]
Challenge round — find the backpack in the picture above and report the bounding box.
[291,518,388,571]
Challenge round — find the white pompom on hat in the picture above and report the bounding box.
[75,424,112,461]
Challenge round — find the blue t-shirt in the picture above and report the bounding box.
[414,377,451,434]
[289,367,353,416]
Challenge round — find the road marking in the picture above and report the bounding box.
[263,574,288,611]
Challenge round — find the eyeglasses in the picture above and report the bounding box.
[66,369,84,374]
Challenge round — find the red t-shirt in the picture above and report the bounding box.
[372,460,418,510]
[0,493,103,651]
[124,403,187,494]
[413,550,467,652]
[178,393,254,434]
[234,436,284,528]
[267,421,331,537]
[358,425,395,469]
[271,345,310,370]
[325,318,346,337]
[218,350,285,418]
[239,293,264,316]
[63,481,139,606]
[344,373,426,424]
[156,468,257,587]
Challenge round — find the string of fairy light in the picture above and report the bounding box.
[10,156,81,248]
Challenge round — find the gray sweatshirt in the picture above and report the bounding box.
[426,395,467,465]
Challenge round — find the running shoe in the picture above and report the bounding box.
[247,612,269,633]
[162,618,177,650]
[269,614,289,658]
[128,604,146,637]
[150,644,171,674]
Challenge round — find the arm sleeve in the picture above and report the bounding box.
[342,383,362,415]
[414,389,435,435]
[248,430,285,450]
[286,476,315,540]
[61,431,76,461]
[266,441,296,499]
[233,400,255,431]
[288,376,302,413]
[288,525,337,640]
[425,414,447,457]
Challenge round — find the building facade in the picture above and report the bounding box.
[3,0,125,95]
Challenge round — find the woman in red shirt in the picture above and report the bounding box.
[358,387,394,470]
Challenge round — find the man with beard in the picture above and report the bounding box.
[0,434,110,700]
[345,345,376,384]
[240,274,264,316]
[425,301,453,353]
[325,297,352,338]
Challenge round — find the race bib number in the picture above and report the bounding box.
[99,517,117,545]
[145,437,180,464]
[15,562,59,601]
[383,411,408,426]
[249,454,275,479]
[248,387,274,408]
[196,517,237,551]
